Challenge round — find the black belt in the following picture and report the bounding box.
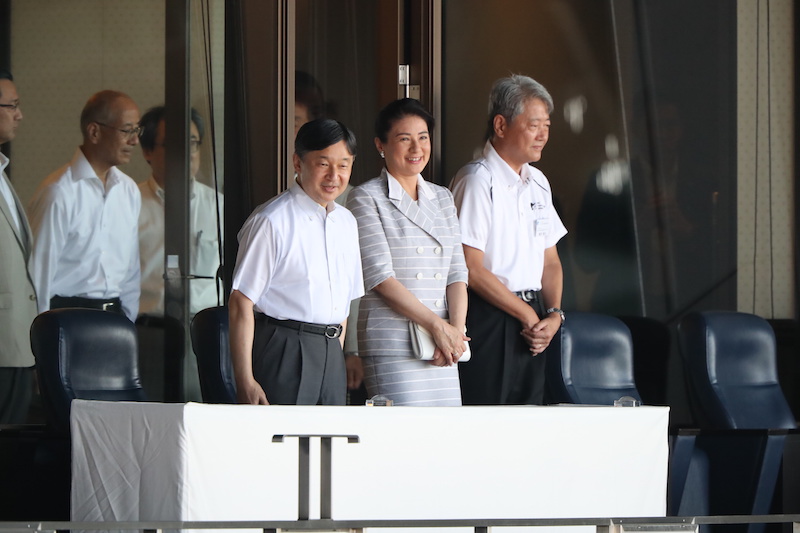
[514,290,540,302]
[50,295,123,314]
[264,316,343,339]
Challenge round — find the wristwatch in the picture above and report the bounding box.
[546,307,566,324]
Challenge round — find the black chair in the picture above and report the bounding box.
[30,308,147,433]
[546,311,641,405]
[617,315,671,405]
[190,306,237,403]
[135,314,185,402]
[675,311,796,531]
[679,311,795,430]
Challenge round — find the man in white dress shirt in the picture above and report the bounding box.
[451,75,567,405]
[0,69,38,423]
[229,119,364,406]
[137,106,222,317]
[28,90,142,322]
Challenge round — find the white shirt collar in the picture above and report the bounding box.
[484,140,533,186]
[146,174,199,202]
[290,180,338,215]
[0,152,20,230]
[386,169,435,201]
[72,147,124,189]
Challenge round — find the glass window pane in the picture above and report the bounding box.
[442,0,736,320]
[295,0,381,188]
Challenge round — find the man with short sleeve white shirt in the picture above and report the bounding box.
[451,75,567,405]
[28,90,141,322]
[229,119,363,406]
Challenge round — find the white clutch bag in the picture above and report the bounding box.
[409,322,471,363]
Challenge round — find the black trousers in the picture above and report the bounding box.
[459,289,547,405]
[0,367,33,424]
[252,315,346,405]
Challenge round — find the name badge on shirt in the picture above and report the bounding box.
[534,216,550,237]
[531,202,550,237]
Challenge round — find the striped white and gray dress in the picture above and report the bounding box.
[346,170,469,406]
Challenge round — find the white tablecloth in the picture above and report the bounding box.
[71,401,668,528]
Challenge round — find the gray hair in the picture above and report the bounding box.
[485,74,554,140]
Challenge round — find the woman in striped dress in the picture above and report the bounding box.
[346,98,469,406]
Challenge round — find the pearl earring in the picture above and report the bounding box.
[380,151,385,159]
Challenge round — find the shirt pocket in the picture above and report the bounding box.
[191,230,220,277]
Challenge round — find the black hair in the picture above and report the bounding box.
[374,98,434,143]
[138,105,205,151]
[295,119,357,159]
[0,69,12,100]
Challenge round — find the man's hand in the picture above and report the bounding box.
[521,315,561,355]
[236,377,269,405]
[345,354,364,390]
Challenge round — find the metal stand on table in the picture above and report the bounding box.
[272,434,360,522]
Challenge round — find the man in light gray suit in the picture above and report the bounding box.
[0,69,38,423]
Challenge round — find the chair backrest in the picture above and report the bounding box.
[30,308,147,432]
[546,311,641,405]
[678,311,796,429]
[190,306,237,403]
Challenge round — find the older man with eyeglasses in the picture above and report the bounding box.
[28,90,142,321]
[0,69,38,423]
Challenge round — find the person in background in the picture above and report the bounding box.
[229,119,363,405]
[0,69,38,423]
[294,70,326,137]
[451,74,566,405]
[28,90,141,322]
[137,105,223,317]
[347,98,468,406]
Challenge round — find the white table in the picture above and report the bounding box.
[71,401,669,531]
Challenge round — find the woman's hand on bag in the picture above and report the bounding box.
[429,320,466,366]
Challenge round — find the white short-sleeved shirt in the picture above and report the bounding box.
[231,184,364,325]
[28,148,142,321]
[451,140,567,292]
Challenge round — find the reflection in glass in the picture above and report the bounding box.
[573,1,736,320]
[295,70,326,138]
[138,106,224,319]
[443,0,736,321]
[295,0,380,188]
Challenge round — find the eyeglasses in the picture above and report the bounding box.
[155,140,202,154]
[0,101,20,111]
[96,122,144,140]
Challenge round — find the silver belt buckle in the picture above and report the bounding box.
[101,302,114,311]
[325,325,342,339]
[519,290,534,302]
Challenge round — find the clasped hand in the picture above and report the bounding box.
[521,315,560,355]
[430,320,470,367]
